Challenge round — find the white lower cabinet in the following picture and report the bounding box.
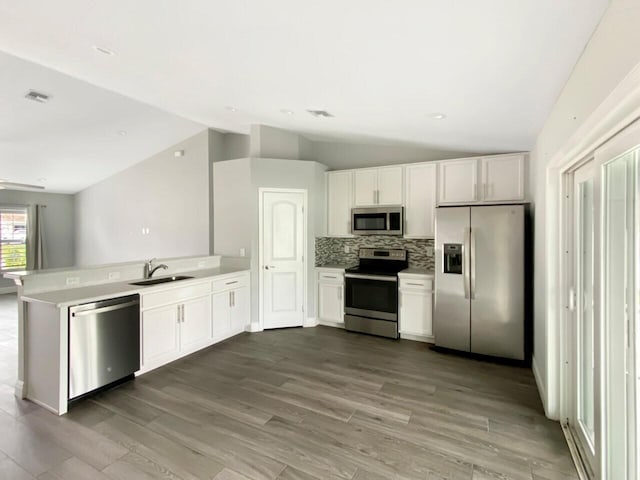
[180,295,212,352]
[212,284,249,340]
[142,304,181,368]
[141,271,250,372]
[399,274,434,342]
[317,270,344,325]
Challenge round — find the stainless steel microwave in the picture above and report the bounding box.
[351,206,403,235]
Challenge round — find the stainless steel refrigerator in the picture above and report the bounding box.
[434,205,527,360]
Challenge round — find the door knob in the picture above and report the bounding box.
[264,266,269,270]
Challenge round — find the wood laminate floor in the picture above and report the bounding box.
[0,293,576,480]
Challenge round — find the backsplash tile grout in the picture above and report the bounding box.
[315,236,434,269]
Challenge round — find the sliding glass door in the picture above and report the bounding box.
[597,122,639,480]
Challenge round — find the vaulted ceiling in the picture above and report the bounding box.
[0,0,609,191]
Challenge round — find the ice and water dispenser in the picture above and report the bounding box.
[443,244,463,274]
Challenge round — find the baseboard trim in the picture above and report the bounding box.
[400,332,435,344]
[318,319,345,329]
[303,317,318,328]
[247,322,263,333]
[0,286,17,294]
[532,355,548,415]
[14,380,25,399]
[28,396,60,416]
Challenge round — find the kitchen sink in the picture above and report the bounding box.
[130,275,193,286]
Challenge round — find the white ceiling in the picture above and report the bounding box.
[0,0,609,189]
[0,52,205,193]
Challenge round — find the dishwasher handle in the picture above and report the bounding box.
[71,299,139,317]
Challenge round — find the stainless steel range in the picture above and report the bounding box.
[344,248,408,339]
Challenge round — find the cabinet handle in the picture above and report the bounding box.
[229,292,232,308]
[231,291,235,307]
[226,280,238,285]
[324,275,337,279]
[406,282,424,286]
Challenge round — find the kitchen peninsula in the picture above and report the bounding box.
[4,255,250,415]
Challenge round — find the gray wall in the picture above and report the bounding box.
[213,157,327,326]
[74,130,211,266]
[245,124,481,169]
[0,190,75,289]
[312,140,480,170]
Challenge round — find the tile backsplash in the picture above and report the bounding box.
[315,236,434,270]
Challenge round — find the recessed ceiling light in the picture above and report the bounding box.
[225,106,238,112]
[280,109,294,115]
[93,45,117,56]
[307,110,333,118]
[429,113,447,120]
[117,130,127,136]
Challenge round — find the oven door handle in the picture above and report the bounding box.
[345,273,398,282]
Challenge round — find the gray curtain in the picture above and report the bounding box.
[27,204,46,270]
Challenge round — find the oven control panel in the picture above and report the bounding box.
[359,248,407,260]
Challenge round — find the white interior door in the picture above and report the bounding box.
[261,190,305,329]
[569,160,597,474]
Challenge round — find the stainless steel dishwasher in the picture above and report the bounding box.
[68,295,140,400]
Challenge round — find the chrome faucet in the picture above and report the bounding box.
[144,258,168,279]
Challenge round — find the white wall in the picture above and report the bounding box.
[74,130,211,266]
[0,190,75,289]
[531,0,640,416]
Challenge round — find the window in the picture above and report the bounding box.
[0,208,27,270]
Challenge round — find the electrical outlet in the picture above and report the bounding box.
[344,246,350,254]
[426,246,434,256]
[239,248,246,257]
[66,277,79,286]
[108,272,121,281]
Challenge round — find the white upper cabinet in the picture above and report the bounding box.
[377,166,403,205]
[480,154,525,201]
[404,163,437,238]
[354,166,403,206]
[327,171,354,237]
[438,158,478,204]
[353,169,378,206]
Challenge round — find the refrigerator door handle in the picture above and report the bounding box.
[463,227,471,299]
[470,227,476,299]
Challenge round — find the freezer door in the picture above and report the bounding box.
[470,205,525,360]
[434,207,471,352]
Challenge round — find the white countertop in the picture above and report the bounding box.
[21,266,250,308]
[399,267,435,277]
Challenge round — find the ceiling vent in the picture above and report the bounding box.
[307,109,333,118]
[24,90,51,103]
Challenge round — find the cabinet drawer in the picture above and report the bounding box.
[318,272,344,283]
[399,277,433,291]
[212,273,249,292]
[142,282,210,310]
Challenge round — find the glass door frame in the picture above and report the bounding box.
[595,120,640,480]
[563,159,598,477]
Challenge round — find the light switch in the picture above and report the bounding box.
[426,246,434,256]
